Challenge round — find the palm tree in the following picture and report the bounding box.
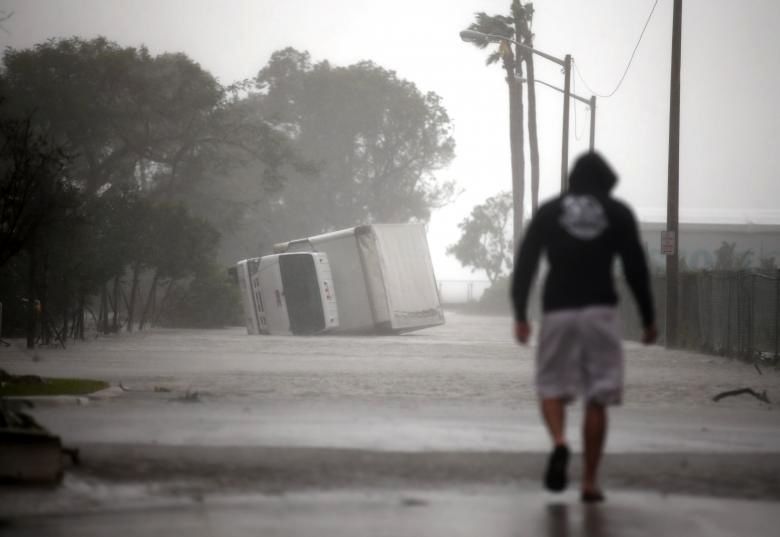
[466,9,525,243]
[515,2,541,215]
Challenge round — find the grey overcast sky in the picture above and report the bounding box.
[1,0,778,279]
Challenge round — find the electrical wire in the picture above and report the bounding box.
[573,0,659,98]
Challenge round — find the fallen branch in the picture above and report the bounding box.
[712,388,771,404]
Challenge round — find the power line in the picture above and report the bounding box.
[573,0,659,98]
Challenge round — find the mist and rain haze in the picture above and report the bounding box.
[1,1,779,536]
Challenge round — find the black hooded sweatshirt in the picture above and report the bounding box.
[510,153,655,327]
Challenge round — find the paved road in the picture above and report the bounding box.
[1,311,779,535]
[3,488,778,537]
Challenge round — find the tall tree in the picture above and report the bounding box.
[0,114,72,267]
[515,2,541,215]
[2,38,141,195]
[447,192,513,284]
[255,48,455,238]
[0,37,299,337]
[466,4,526,242]
[1,38,294,204]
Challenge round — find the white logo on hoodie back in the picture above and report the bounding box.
[559,195,607,240]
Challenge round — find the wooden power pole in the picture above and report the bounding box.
[666,0,682,347]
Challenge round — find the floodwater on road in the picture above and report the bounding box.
[1,310,779,535]
[1,311,776,409]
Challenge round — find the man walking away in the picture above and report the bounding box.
[511,152,657,503]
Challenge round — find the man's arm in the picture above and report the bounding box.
[510,211,545,342]
[616,205,657,343]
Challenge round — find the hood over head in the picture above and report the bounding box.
[568,152,618,195]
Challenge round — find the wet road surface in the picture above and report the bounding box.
[1,311,779,535]
[3,488,778,537]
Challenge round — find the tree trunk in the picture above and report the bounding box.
[139,270,159,331]
[517,2,540,216]
[525,51,540,215]
[40,249,50,345]
[154,279,177,325]
[26,245,37,350]
[111,275,121,333]
[126,263,141,333]
[78,293,86,340]
[99,284,109,334]
[506,65,525,246]
[61,274,69,343]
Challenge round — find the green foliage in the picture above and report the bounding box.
[758,256,777,274]
[447,192,513,283]
[0,37,459,336]
[1,37,294,202]
[468,11,515,67]
[478,275,512,313]
[714,241,753,271]
[253,48,456,240]
[0,37,297,335]
[159,263,241,328]
[0,114,73,267]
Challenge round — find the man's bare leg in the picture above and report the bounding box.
[582,401,607,497]
[540,398,567,445]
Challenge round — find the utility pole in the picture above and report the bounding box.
[666,0,682,347]
[459,29,573,194]
[528,78,596,152]
[561,54,572,191]
[589,95,597,152]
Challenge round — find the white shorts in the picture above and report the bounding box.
[536,306,624,405]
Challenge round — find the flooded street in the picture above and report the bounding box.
[1,311,779,535]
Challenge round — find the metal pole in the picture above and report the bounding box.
[589,96,596,152]
[561,54,572,192]
[665,0,682,348]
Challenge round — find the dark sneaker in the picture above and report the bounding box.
[544,445,570,492]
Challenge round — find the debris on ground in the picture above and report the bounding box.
[712,388,771,404]
[170,390,202,403]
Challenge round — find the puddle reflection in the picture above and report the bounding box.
[544,503,613,537]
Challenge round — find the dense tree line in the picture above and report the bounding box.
[0,38,455,345]
[217,47,455,258]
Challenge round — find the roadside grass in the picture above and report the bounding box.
[0,378,109,397]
